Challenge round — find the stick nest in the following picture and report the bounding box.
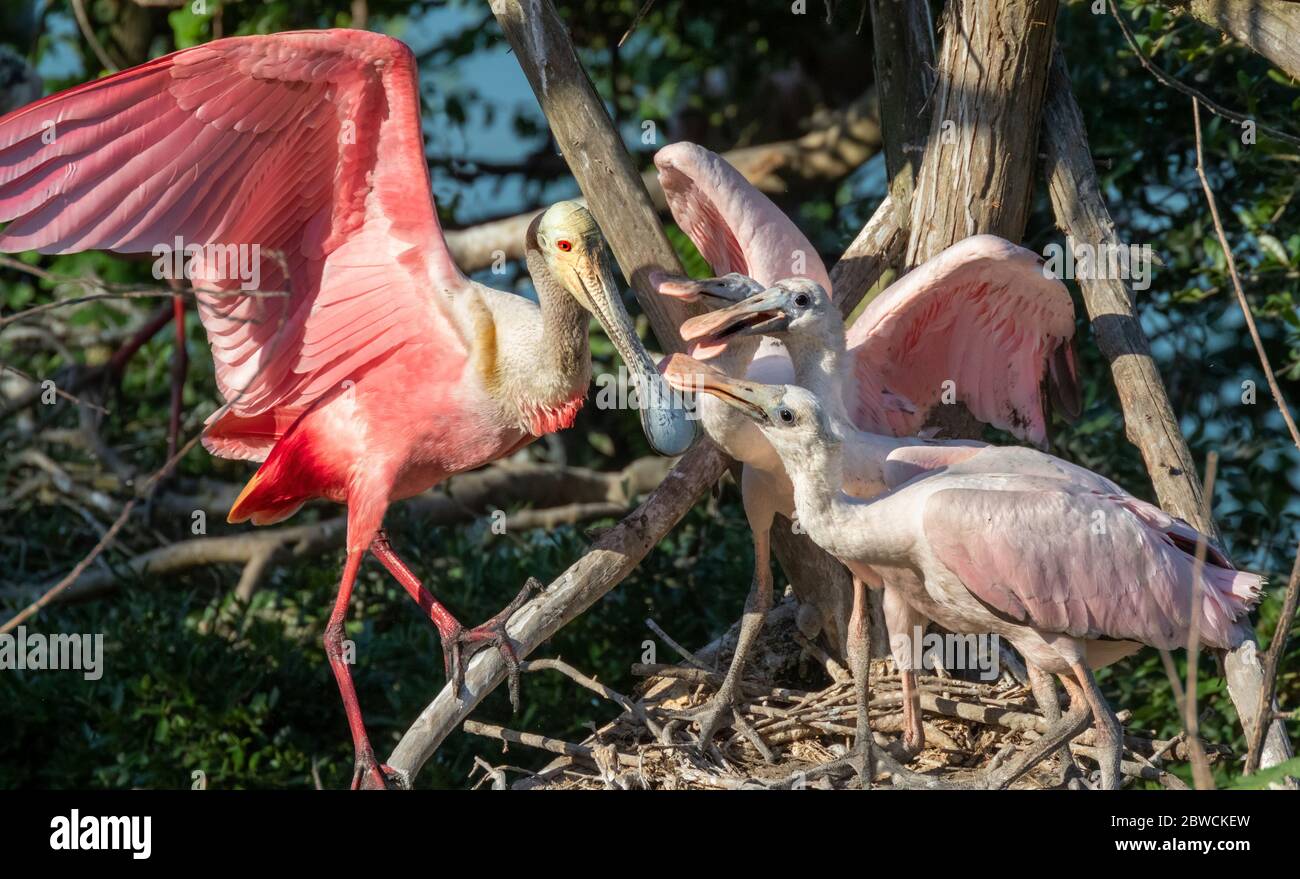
[466,597,1216,790]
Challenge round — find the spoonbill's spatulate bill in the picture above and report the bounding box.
[688,369,1261,789]
[650,141,1082,750]
[0,30,680,788]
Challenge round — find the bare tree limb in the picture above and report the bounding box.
[869,0,936,219]
[1157,0,1300,82]
[384,440,730,786]
[1,432,202,635]
[1109,0,1300,150]
[443,94,882,273]
[486,0,704,351]
[1042,49,1295,778]
[905,0,1060,266]
[829,194,906,316]
[1043,51,1214,534]
[70,0,118,74]
[3,456,675,608]
[1246,543,1300,773]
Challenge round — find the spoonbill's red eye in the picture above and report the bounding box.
[556,239,573,252]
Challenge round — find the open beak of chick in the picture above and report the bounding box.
[662,352,780,422]
[534,202,698,456]
[649,271,764,307]
[676,285,794,359]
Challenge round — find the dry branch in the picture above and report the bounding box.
[1190,99,1300,452]
[1157,0,1300,82]
[1246,543,1300,774]
[383,440,730,786]
[829,194,906,316]
[869,0,935,220]
[443,95,882,273]
[1110,1,1300,150]
[3,456,674,609]
[1042,49,1294,777]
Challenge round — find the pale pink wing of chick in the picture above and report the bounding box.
[654,141,831,292]
[923,480,1261,652]
[846,235,1080,446]
[653,144,1078,447]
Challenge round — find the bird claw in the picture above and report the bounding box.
[352,752,405,791]
[882,734,923,765]
[443,577,542,712]
[675,694,736,750]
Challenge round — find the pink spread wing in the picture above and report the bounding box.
[922,482,1261,651]
[0,30,468,459]
[654,142,831,292]
[845,236,1077,445]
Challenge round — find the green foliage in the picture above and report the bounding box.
[1227,756,1300,790]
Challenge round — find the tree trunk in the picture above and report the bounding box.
[1041,49,1295,779]
[906,0,1060,266]
[870,0,936,220]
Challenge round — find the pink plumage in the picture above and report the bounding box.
[653,142,1078,448]
[846,235,1080,445]
[0,30,641,789]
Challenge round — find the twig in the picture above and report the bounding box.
[1190,98,1300,453]
[645,617,710,670]
[469,757,508,790]
[520,658,663,739]
[0,363,109,414]
[1246,543,1300,773]
[1108,0,1300,149]
[617,0,657,48]
[0,273,288,330]
[1182,450,1218,790]
[632,663,810,701]
[1,433,201,634]
[70,0,117,74]
[463,720,634,765]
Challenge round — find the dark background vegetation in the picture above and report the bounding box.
[0,0,1297,789]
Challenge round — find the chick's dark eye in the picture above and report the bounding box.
[794,293,810,308]
[778,407,795,424]
[556,239,573,252]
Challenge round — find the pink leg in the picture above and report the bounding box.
[369,531,538,709]
[322,549,394,790]
[167,293,187,460]
[883,587,927,759]
[847,575,875,786]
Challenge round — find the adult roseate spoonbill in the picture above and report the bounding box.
[650,144,1079,748]
[686,372,1262,789]
[0,30,692,789]
[673,277,1111,760]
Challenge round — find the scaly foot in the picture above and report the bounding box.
[353,748,404,791]
[444,577,542,710]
